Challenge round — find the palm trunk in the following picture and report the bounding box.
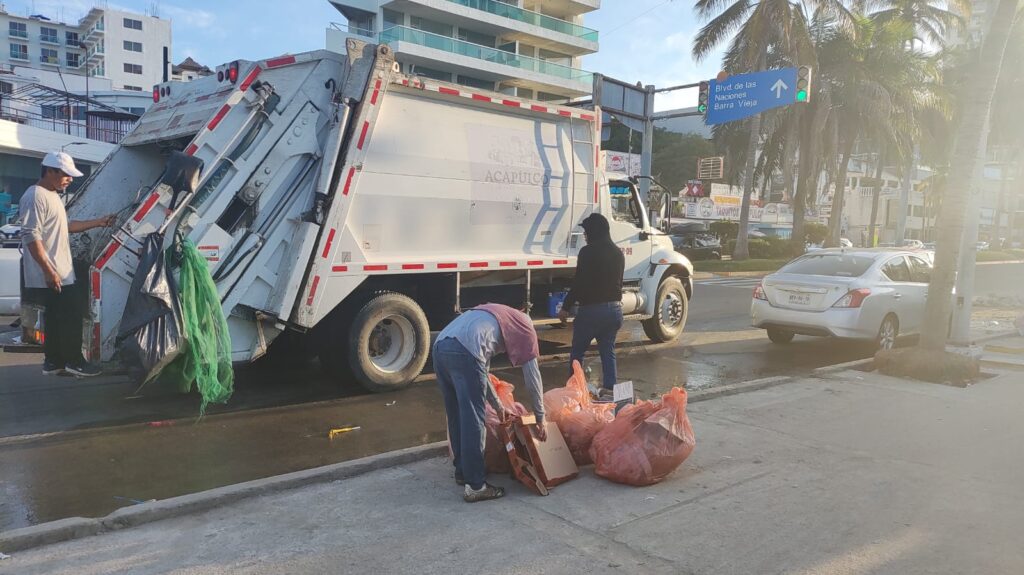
[868,148,886,247]
[829,139,855,246]
[733,113,761,261]
[792,107,814,247]
[920,0,1019,351]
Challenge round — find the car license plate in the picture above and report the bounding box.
[788,293,812,305]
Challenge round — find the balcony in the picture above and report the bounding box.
[380,25,592,94]
[86,46,105,61]
[39,55,60,67]
[9,51,28,62]
[40,34,60,45]
[8,29,28,39]
[443,0,597,41]
[66,38,83,49]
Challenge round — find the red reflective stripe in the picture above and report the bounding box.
[471,94,491,102]
[331,265,348,272]
[197,245,219,250]
[370,79,381,105]
[554,259,569,265]
[133,192,160,222]
[558,110,572,117]
[437,263,458,269]
[207,104,231,130]
[402,264,425,270]
[239,66,261,91]
[594,181,598,203]
[321,228,336,258]
[531,105,548,112]
[364,264,388,271]
[357,121,369,149]
[306,275,320,306]
[499,261,517,267]
[91,270,101,299]
[184,143,198,156]
[527,260,543,266]
[501,99,521,107]
[580,113,595,121]
[439,87,460,96]
[266,55,296,68]
[95,241,120,270]
[469,262,488,268]
[342,166,356,195]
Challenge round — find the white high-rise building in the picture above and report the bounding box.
[0,5,171,93]
[325,0,599,101]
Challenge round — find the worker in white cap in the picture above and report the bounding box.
[20,151,115,377]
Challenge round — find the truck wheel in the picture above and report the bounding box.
[348,291,430,393]
[642,276,688,343]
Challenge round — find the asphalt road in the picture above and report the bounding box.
[0,262,1019,532]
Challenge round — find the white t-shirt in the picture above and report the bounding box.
[20,185,75,288]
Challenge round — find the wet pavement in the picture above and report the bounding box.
[1,264,1018,532]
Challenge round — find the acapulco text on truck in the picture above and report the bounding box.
[22,40,694,392]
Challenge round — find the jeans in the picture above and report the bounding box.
[433,337,489,490]
[570,301,624,390]
[27,284,86,367]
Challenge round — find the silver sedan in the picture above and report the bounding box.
[751,249,934,349]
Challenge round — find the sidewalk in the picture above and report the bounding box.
[3,365,1022,574]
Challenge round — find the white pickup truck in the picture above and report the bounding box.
[28,40,692,392]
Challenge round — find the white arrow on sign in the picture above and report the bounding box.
[771,79,789,98]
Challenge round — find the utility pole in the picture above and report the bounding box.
[638,84,655,204]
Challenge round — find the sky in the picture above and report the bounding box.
[20,0,724,111]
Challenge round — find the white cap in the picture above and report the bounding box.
[42,151,84,178]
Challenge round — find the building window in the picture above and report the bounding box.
[9,43,28,60]
[123,85,143,91]
[40,26,59,44]
[410,16,452,37]
[42,105,87,121]
[382,9,404,28]
[0,81,12,95]
[124,63,143,75]
[458,29,495,47]
[123,18,143,31]
[409,65,451,82]
[66,53,80,68]
[457,75,493,90]
[66,31,80,47]
[8,22,27,39]
[40,47,58,64]
[123,40,143,52]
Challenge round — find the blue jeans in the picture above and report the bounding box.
[433,337,490,490]
[570,302,623,390]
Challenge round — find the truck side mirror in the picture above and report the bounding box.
[639,231,650,241]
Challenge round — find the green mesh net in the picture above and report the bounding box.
[162,238,234,414]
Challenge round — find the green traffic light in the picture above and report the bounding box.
[796,90,808,101]
[698,104,707,113]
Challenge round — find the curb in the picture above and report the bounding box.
[0,441,448,554]
[686,375,792,402]
[812,357,875,375]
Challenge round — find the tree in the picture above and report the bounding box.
[692,0,847,260]
[603,124,719,193]
[920,0,1021,351]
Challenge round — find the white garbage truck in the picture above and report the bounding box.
[39,40,692,392]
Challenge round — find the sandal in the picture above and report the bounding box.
[463,483,505,503]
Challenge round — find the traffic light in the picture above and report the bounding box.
[796,66,812,103]
[697,81,709,115]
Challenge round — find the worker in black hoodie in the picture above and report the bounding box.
[558,213,624,399]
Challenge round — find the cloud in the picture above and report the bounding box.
[160,3,217,29]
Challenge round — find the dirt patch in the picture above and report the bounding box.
[875,348,981,387]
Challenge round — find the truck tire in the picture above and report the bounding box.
[642,276,688,343]
[348,291,430,393]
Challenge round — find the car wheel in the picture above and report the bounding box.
[767,328,795,344]
[642,276,688,343]
[347,291,430,393]
[877,314,899,351]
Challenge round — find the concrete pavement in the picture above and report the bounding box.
[3,363,1022,574]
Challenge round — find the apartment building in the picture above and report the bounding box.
[0,6,171,93]
[325,0,600,101]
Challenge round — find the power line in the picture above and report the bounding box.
[602,0,676,38]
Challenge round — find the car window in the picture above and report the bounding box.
[908,256,932,283]
[882,257,912,282]
[779,253,876,277]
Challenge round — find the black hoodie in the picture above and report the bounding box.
[563,213,624,308]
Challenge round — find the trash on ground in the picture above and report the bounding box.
[483,375,528,473]
[146,420,175,427]
[589,387,696,486]
[0,551,10,560]
[328,426,361,439]
[543,361,614,465]
[385,401,397,407]
[513,416,578,487]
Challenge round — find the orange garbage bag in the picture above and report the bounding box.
[483,375,527,473]
[589,387,696,486]
[543,361,615,465]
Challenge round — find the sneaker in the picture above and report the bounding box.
[65,361,102,377]
[463,483,505,503]
[42,360,65,375]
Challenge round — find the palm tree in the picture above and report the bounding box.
[692,0,848,259]
[871,0,970,46]
[920,0,1021,350]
